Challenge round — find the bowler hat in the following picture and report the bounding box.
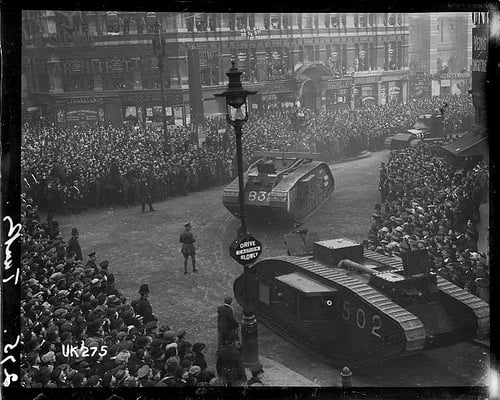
[71,228,79,235]
[139,284,149,295]
[192,342,206,353]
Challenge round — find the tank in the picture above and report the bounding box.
[233,238,489,367]
[384,114,444,149]
[223,151,334,223]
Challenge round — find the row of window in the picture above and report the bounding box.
[61,73,174,92]
[25,42,404,92]
[23,12,406,39]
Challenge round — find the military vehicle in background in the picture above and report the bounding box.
[222,151,334,224]
[384,114,444,150]
[233,238,489,367]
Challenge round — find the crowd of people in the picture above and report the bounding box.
[369,143,489,301]
[20,195,266,387]
[21,121,236,214]
[20,92,487,387]
[22,95,474,216]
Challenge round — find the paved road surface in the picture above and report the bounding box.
[59,150,489,387]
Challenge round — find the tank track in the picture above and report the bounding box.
[363,250,490,339]
[268,190,290,221]
[435,277,489,338]
[222,181,242,218]
[273,256,427,361]
[269,189,332,224]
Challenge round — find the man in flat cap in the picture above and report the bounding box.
[67,228,82,261]
[180,222,197,274]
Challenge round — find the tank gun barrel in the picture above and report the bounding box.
[338,259,376,275]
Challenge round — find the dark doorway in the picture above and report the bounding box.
[301,80,317,110]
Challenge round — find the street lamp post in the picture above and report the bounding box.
[152,18,168,150]
[215,62,260,368]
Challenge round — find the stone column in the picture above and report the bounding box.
[46,60,63,93]
[402,41,409,70]
[220,13,231,32]
[176,13,188,33]
[91,59,103,91]
[131,58,142,90]
[377,81,384,105]
[346,43,356,72]
[376,44,385,71]
[319,45,328,64]
[165,12,176,32]
[401,80,408,103]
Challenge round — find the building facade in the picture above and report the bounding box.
[408,12,473,74]
[22,11,409,128]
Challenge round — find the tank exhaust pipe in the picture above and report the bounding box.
[338,259,376,275]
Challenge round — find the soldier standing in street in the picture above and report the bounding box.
[180,222,197,274]
[138,172,156,212]
[69,179,82,213]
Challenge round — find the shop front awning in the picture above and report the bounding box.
[441,132,488,157]
[275,272,337,297]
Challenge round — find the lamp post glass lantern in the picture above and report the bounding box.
[215,62,259,368]
[215,61,257,235]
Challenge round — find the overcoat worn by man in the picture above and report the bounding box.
[67,227,83,261]
[217,296,239,349]
[135,284,157,325]
[138,174,155,212]
[216,336,247,386]
[180,222,197,274]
